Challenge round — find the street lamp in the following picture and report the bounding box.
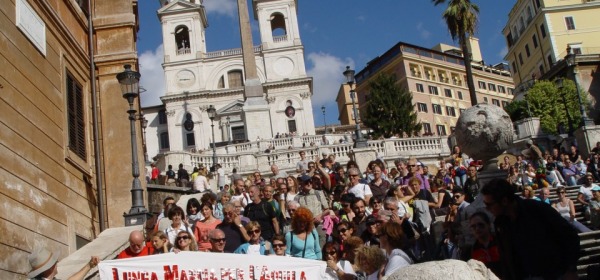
[564,46,592,127]
[226,116,232,145]
[343,66,368,148]
[556,78,575,136]
[321,106,327,135]
[140,114,149,163]
[116,64,151,226]
[207,105,218,168]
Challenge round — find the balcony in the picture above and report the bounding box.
[205,45,263,59]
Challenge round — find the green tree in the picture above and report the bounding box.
[362,73,422,138]
[433,0,479,105]
[504,79,587,134]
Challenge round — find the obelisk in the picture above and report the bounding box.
[237,0,273,140]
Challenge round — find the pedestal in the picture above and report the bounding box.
[350,148,377,172]
[242,92,272,141]
[575,124,600,158]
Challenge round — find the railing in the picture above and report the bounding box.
[273,34,288,43]
[205,46,263,59]
[177,48,191,55]
[158,135,451,176]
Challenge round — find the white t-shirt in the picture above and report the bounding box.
[217,169,226,187]
[384,249,413,276]
[336,260,356,276]
[580,185,595,202]
[348,183,372,200]
[247,244,262,255]
[193,175,210,192]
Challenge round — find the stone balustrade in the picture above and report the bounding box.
[156,135,451,177]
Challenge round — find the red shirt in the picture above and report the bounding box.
[151,167,160,180]
[117,243,154,259]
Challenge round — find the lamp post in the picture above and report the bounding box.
[207,105,218,168]
[556,78,575,136]
[343,66,368,148]
[321,106,327,135]
[117,64,151,226]
[226,116,232,145]
[564,46,592,127]
[141,115,148,163]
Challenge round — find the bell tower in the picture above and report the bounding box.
[158,0,208,65]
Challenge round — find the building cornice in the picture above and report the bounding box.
[160,88,244,103]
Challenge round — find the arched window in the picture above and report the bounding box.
[175,25,191,55]
[270,13,287,40]
[227,70,244,88]
[217,75,225,89]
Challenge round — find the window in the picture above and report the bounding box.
[565,16,575,30]
[409,64,421,77]
[76,0,90,17]
[436,125,447,136]
[457,91,463,100]
[158,110,167,124]
[572,47,582,55]
[186,133,196,147]
[498,86,506,94]
[532,34,538,48]
[511,62,517,74]
[492,99,501,106]
[428,86,439,95]
[547,55,553,66]
[424,67,434,80]
[488,83,497,92]
[444,89,452,98]
[508,88,514,95]
[270,12,287,37]
[539,64,545,75]
[232,126,246,141]
[217,76,225,89]
[518,53,524,65]
[483,97,489,103]
[506,33,513,47]
[540,23,546,38]
[432,104,442,115]
[174,25,191,55]
[446,106,456,117]
[525,44,530,57]
[227,70,244,88]
[288,120,297,133]
[502,101,510,108]
[478,81,487,90]
[416,83,424,93]
[417,103,428,112]
[67,72,86,159]
[160,132,170,150]
[423,123,432,135]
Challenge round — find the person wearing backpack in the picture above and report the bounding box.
[165,165,176,186]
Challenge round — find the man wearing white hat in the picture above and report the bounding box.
[28,247,98,280]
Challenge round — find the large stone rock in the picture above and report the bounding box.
[455,103,514,170]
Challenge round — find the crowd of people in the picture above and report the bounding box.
[31,142,600,279]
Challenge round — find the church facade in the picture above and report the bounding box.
[146,0,315,160]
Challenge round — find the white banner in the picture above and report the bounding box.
[98,252,326,280]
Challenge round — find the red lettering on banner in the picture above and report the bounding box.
[112,268,120,280]
[180,269,188,280]
[299,271,306,280]
[237,267,246,280]
[164,265,179,280]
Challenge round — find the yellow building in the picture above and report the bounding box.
[503,0,600,88]
[1,0,141,277]
[347,41,514,136]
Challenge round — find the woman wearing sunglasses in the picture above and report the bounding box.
[271,234,288,257]
[552,186,591,233]
[233,221,274,255]
[172,231,198,253]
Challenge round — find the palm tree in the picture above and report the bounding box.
[433,0,480,106]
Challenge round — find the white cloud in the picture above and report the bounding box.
[203,0,237,17]
[498,46,508,60]
[416,22,431,40]
[306,52,354,108]
[139,44,165,107]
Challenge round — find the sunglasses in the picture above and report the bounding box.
[210,238,226,243]
[558,191,566,194]
[349,174,359,177]
[342,204,350,208]
[326,250,337,255]
[177,236,190,240]
[453,195,462,199]
[338,228,348,234]
[273,243,285,248]
[247,229,261,235]
[408,165,416,167]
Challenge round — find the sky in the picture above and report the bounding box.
[137,0,516,126]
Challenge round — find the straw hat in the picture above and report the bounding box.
[27,248,58,279]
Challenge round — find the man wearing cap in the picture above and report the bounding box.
[28,248,99,280]
[117,230,154,259]
[294,174,330,246]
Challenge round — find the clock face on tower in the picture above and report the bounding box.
[176,70,196,88]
